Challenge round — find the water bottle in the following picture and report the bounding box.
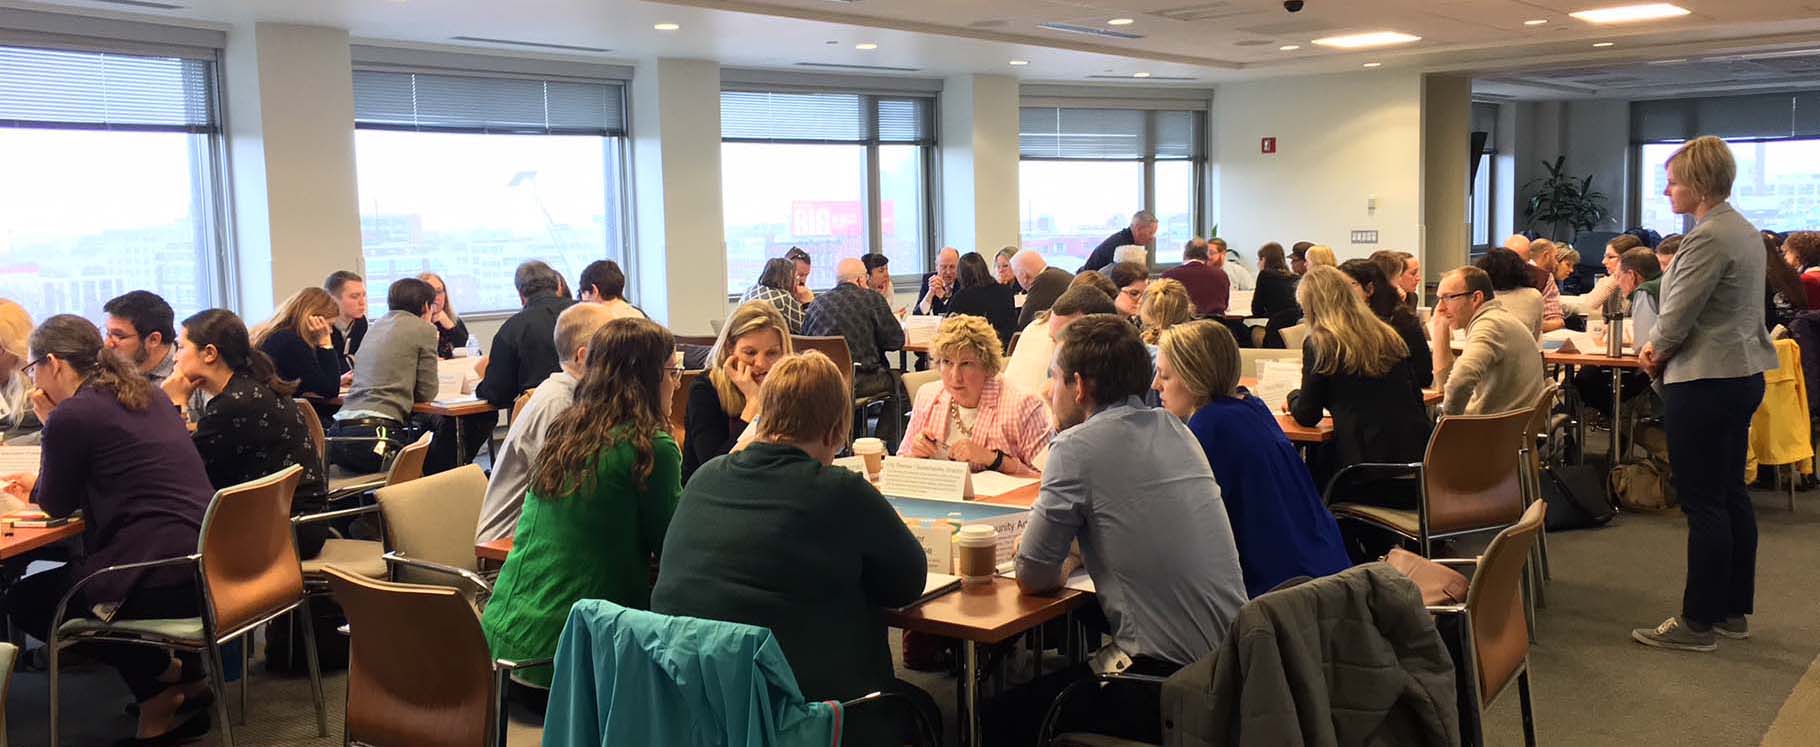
[1604,295,1625,358]
[465,335,483,358]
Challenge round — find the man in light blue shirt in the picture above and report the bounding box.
[1016,314,1248,669]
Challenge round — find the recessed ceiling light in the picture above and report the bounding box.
[653,23,679,31]
[1009,59,1029,66]
[1524,19,1549,26]
[1570,3,1691,24]
[855,42,878,50]
[1362,62,1382,68]
[1107,18,1135,26]
[1593,41,1616,47]
[1279,44,1301,51]
[1312,31,1422,49]
[1132,71,1151,78]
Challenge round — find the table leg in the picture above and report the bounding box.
[1610,366,1624,466]
[960,640,982,747]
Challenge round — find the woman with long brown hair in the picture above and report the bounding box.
[481,317,684,688]
[1,315,219,742]
[254,286,346,405]
[1288,266,1431,503]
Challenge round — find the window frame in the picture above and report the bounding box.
[349,64,635,317]
[1015,107,1208,270]
[0,38,235,317]
[718,89,939,295]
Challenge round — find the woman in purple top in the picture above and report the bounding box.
[1153,320,1352,596]
[1,314,217,743]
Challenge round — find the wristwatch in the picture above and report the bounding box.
[988,449,1006,472]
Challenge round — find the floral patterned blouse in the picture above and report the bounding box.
[191,372,326,508]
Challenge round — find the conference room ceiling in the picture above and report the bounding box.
[17,0,1820,91]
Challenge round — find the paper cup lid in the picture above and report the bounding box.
[957,525,996,542]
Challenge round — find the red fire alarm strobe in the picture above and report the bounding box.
[1261,137,1277,154]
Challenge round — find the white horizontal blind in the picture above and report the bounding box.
[0,44,214,132]
[719,90,934,144]
[353,70,626,136]
[1632,91,1820,142]
[1019,107,1204,160]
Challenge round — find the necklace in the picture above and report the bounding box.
[947,402,975,440]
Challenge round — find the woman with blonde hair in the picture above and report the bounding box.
[255,287,347,408]
[655,350,933,743]
[1288,265,1430,501]
[1139,278,1195,345]
[1304,244,1337,268]
[900,314,1051,476]
[0,299,34,434]
[418,271,470,358]
[682,301,793,480]
[1153,321,1350,595]
[1631,135,1779,652]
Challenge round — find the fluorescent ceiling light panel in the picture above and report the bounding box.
[1279,44,1301,51]
[653,23,679,30]
[1312,31,1422,49]
[1009,59,1029,65]
[1132,72,1151,77]
[1569,4,1691,24]
[1107,18,1135,25]
[1524,19,1549,26]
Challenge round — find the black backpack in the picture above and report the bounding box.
[1541,463,1617,531]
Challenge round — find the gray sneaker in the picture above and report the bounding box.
[1632,616,1717,652]
[1714,616,1749,640]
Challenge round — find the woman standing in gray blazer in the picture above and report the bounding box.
[1632,136,1779,653]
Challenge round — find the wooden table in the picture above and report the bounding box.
[1544,349,1644,470]
[1,519,82,561]
[475,537,513,563]
[883,578,1088,747]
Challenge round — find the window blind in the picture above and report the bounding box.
[719,90,933,144]
[1018,107,1204,160]
[0,44,214,132]
[353,70,625,136]
[1632,91,1820,143]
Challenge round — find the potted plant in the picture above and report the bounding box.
[1523,156,1610,241]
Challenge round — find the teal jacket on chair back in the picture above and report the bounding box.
[542,600,842,747]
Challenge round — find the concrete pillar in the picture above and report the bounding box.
[940,74,1021,254]
[223,23,361,319]
[1421,74,1472,277]
[630,58,725,334]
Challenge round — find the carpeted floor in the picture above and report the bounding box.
[9,488,1820,746]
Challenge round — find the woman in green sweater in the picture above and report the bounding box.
[481,317,683,688]
[653,350,932,742]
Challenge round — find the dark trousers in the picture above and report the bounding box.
[1573,366,1649,419]
[982,655,1177,745]
[427,411,498,475]
[1663,374,1764,625]
[5,565,203,701]
[327,412,494,476]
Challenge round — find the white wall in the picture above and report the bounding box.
[1213,70,1425,265]
[223,23,363,320]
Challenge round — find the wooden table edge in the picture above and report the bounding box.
[883,586,1088,645]
[0,520,83,561]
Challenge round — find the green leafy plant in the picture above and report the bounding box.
[1523,156,1610,241]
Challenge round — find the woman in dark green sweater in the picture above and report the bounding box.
[653,350,932,740]
[481,318,683,688]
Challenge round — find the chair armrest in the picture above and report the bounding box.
[322,435,406,447]
[292,504,381,525]
[1426,604,1467,616]
[842,691,940,747]
[382,552,492,597]
[51,555,201,637]
[1322,462,1424,505]
[1037,671,1170,744]
[1432,557,1481,570]
[494,656,553,672]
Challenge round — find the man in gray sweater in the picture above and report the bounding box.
[328,277,439,474]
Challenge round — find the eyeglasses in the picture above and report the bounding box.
[1436,291,1476,303]
[22,356,47,377]
[665,366,684,382]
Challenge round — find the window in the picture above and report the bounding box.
[720,91,935,292]
[1468,102,1498,257]
[0,44,226,324]
[353,69,629,314]
[1632,92,1820,237]
[1017,107,1206,270]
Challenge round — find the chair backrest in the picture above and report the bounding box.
[377,465,489,580]
[324,566,495,747]
[294,399,327,474]
[672,370,703,444]
[1465,499,1547,706]
[199,464,307,637]
[510,390,534,423]
[1422,408,1532,535]
[1237,348,1301,378]
[674,334,719,349]
[1007,331,1022,356]
[902,369,941,409]
[792,335,857,389]
[385,431,435,487]
[1522,383,1560,493]
[0,641,13,746]
[1279,323,1310,351]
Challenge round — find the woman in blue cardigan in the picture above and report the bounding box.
[1153,320,1351,596]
